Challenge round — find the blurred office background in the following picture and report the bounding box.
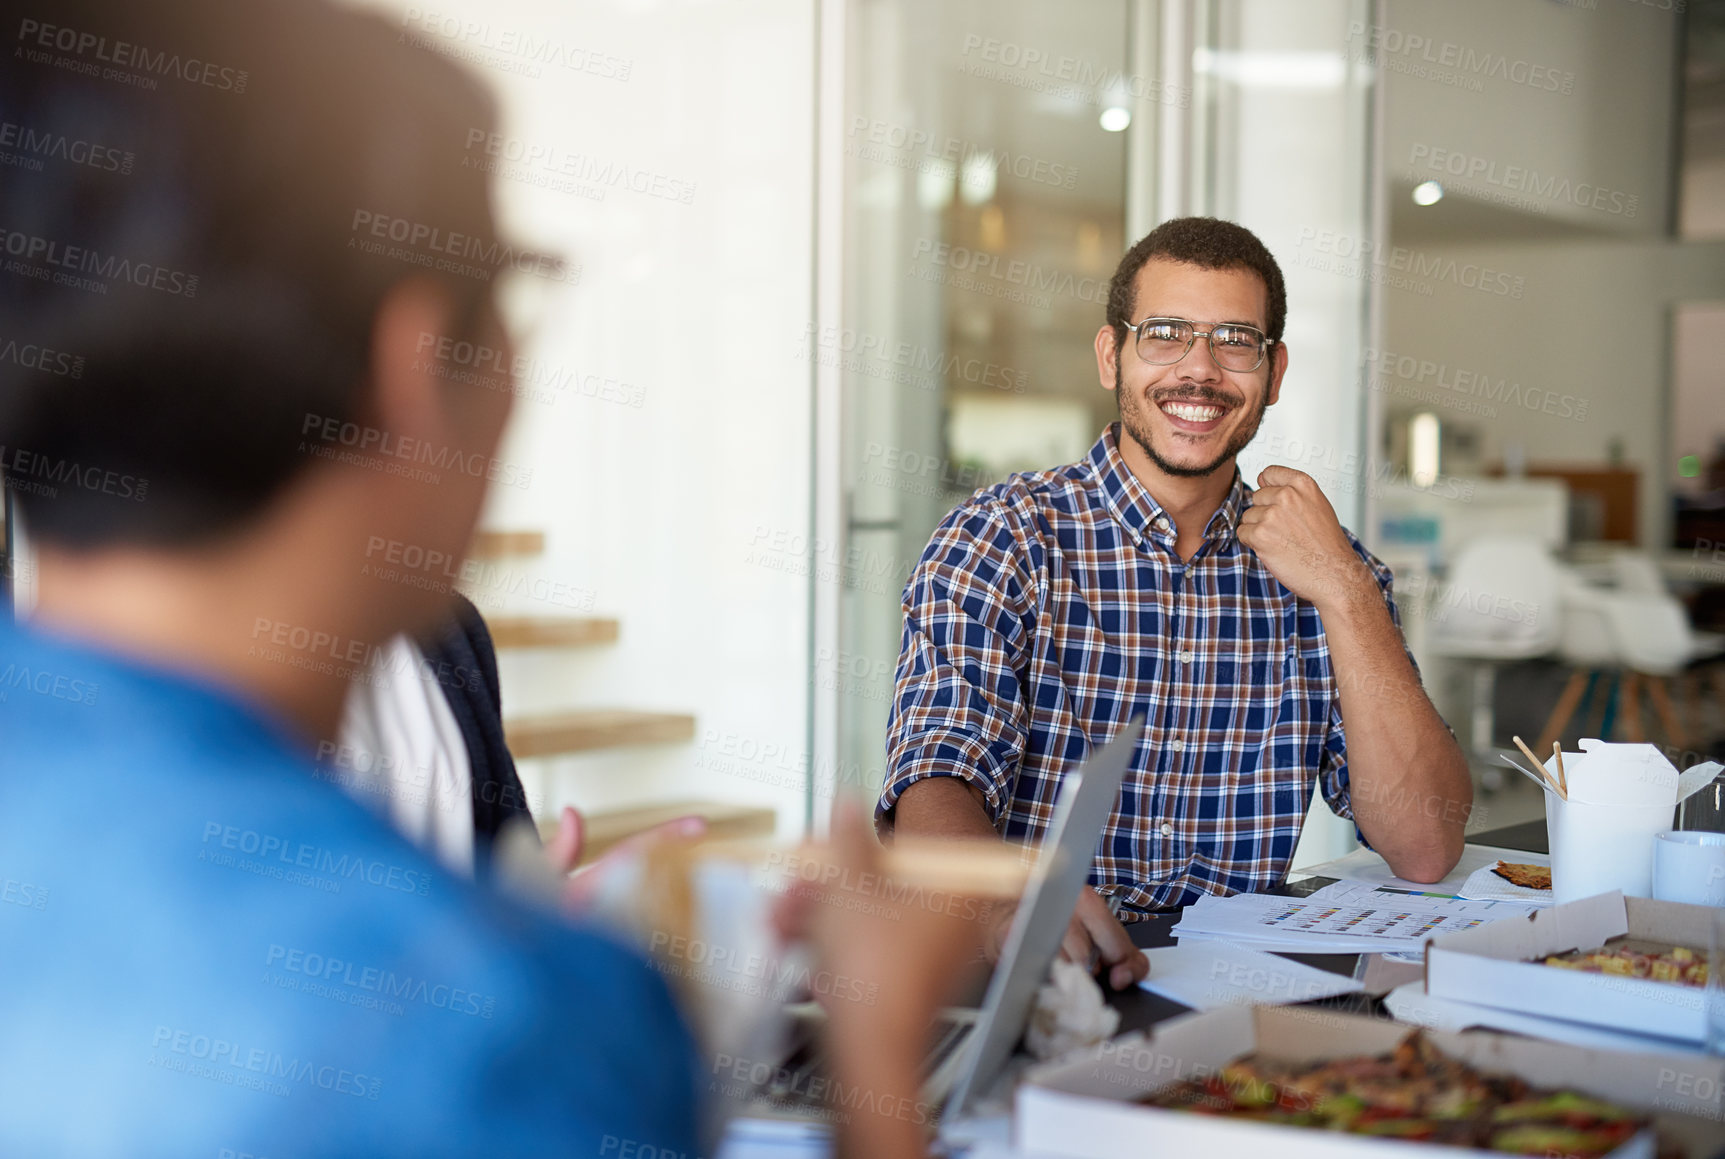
[6,0,1723,865]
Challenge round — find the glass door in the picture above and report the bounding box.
[826,0,1136,810]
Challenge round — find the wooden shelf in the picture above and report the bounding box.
[469,529,545,558]
[505,709,697,758]
[536,799,778,865]
[488,617,619,649]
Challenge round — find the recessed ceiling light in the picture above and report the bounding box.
[1412,180,1444,206]
[1099,106,1131,132]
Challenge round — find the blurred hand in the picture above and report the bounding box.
[985,886,1148,991]
[771,800,988,1159]
[771,801,982,1034]
[542,805,708,910]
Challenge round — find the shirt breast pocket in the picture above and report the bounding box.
[1213,643,1287,777]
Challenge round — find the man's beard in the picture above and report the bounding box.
[1115,358,1268,479]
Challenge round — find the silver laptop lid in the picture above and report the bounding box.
[944,716,1144,1119]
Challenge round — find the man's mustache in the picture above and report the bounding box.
[1149,386,1239,408]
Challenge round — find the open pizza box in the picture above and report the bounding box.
[1425,891,1714,1043]
[1015,1005,1724,1159]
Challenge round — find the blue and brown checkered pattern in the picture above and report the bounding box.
[878,425,1406,914]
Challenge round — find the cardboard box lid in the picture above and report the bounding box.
[1425,892,1714,1041]
[1424,889,1628,966]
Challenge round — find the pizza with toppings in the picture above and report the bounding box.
[1141,1031,1652,1156]
[1539,943,1710,987]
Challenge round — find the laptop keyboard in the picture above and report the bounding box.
[748,1010,977,1114]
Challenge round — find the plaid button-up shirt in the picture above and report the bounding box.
[878,425,1406,914]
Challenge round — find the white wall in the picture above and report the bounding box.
[1370,0,1694,550]
[1206,0,1375,537]
[348,0,817,835]
[1384,237,1725,547]
[1382,0,1678,236]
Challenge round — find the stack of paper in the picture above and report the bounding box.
[1170,880,1539,956]
[1138,941,1364,1011]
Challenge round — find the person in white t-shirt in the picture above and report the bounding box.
[335,607,705,886]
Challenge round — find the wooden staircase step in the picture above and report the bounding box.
[536,799,778,865]
[505,709,697,758]
[469,529,545,558]
[488,616,619,648]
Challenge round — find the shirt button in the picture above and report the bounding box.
[1159,822,1173,838]
[1152,517,1170,532]
[1177,649,1194,664]
[1170,738,1185,752]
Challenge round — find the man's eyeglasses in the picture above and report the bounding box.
[1127,316,1271,373]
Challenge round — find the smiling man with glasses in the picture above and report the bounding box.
[879,216,1471,983]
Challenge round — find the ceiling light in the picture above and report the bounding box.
[1098,106,1131,132]
[959,152,997,205]
[1412,180,1444,206]
[917,160,955,211]
[1191,49,1344,88]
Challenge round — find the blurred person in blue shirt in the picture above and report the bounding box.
[0,2,969,1156]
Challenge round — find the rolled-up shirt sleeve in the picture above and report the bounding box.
[877,500,1037,831]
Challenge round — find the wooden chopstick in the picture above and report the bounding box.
[1513,735,1566,799]
[1552,742,1569,798]
[879,842,1038,898]
[678,836,1038,898]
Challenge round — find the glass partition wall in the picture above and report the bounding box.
[825,0,1134,816]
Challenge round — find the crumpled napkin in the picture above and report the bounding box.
[1025,957,1120,1059]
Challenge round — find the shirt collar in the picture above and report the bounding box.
[1088,424,1251,546]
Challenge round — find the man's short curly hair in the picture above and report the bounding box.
[1105,217,1286,351]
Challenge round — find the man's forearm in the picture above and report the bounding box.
[1318,577,1472,883]
[890,777,1000,842]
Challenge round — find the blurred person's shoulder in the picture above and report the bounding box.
[0,620,698,1156]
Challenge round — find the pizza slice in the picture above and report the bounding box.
[1491,860,1552,891]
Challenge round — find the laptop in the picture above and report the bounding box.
[734,717,1145,1132]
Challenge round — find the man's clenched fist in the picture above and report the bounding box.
[1236,465,1372,610]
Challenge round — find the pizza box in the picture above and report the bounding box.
[1381,981,1709,1058]
[1014,1005,1724,1159]
[1424,891,1714,1043]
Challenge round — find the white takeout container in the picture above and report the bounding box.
[1425,891,1715,1043]
[1540,743,1720,904]
[1015,1004,1724,1159]
[1652,831,1725,907]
